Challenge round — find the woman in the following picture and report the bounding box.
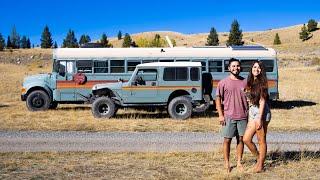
[243,61,271,173]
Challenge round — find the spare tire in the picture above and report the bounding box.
[202,72,213,95]
[73,73,87,85]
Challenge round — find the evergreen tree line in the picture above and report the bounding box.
[1,18,318,51]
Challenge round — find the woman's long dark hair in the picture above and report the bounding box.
[246,61,269,106]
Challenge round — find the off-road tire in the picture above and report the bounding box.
[92,97,116,118]
[26,90,51,111]
[168,96,192,120]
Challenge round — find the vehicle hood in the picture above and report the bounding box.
[92,82,127,91]
[23,73,51,85]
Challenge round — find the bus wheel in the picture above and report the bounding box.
[168,96,192,120]
[26,90,51,111]
[92,97,116,118]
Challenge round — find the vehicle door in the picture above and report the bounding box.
[56,60,76,101]
[125,68,159,103]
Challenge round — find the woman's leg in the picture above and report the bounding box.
[243,120,259,158]
[255,121,268,172]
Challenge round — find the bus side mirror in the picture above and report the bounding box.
[59,66,65,76]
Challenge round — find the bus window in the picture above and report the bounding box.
[209,60,223,72]
[142,59,158,63]
[190,67,200,81]
[159,59,174,62]
[260,60,274,72]
[241,59,257,72]
[224,60,230,72]
[175,59,190,62]
[94,61,108,73]
[110,60,125,73]
[127,60,141,72]
[192,60,207,72]
[163,67,188,81]
[77,60,92,73]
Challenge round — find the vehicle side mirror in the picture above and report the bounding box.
[59,66,65,76]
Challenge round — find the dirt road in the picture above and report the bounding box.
[1,131,319,152]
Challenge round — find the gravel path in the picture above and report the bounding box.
[0,131,319,152]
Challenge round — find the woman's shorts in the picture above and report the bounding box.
[249,104,271,122]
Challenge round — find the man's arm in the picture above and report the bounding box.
[215,96,225,125]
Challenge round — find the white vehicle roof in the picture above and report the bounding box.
[137,62,201,67]
[53,46,276,59]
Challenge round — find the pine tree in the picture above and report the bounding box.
[0,33,5,51]
[226,20,244,46]
[20,36,28,48]
[79,34,91,45]
[26,38,31,48]
[40,25,53,48]
[6,36,12,48]
[206,27,219,46]
[299,24,310,41]
[62,29,79,48]
[10,26,20,49]
[100,33,110,47]
[307,19,318,32]
[122,33,132,47]
[117,30,122,40]
[54,41,58,48]
[150,34,161,47]
[273,33,281,45]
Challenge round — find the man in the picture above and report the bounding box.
[215,58,248,173]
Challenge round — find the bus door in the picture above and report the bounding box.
[56,60,76,101]
[125,68,159,103]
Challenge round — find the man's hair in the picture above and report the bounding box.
[228,58,241,67]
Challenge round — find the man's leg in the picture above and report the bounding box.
[235,135,244,171]
[235,119,248,171]
[223,138,232,173]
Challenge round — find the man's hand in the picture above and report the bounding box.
[219,115,225,126]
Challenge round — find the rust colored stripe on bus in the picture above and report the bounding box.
[56,80,125,89]
[122,86,201,90]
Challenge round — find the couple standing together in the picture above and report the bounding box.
[215,58,271,173]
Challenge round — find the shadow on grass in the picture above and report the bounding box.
[266,151,320,167]
[270,100,317,109]
[0,104,9,108]
[56,105,218,119]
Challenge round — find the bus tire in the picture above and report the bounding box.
[168,96,192,120]
[26,90,51,111]
[92,97,116,118]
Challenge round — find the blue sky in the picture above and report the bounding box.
[0,0,319,46]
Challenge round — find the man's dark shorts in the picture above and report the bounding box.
[221,117,247,138]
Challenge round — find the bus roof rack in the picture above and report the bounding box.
[230,45,268,51]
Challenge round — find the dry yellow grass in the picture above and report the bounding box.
[1,151,319,179]
[0,61,319,132]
